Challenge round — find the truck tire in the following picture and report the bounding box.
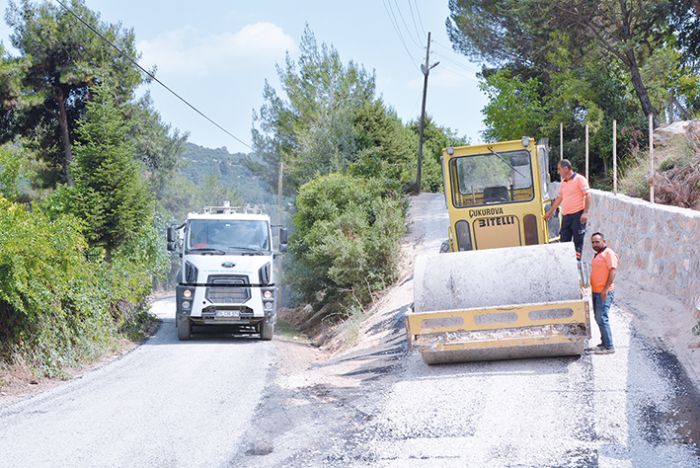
[261,321,274,341]
[177,316,191,340]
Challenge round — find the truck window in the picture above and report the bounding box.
[449,150,535,208]
[187,220,270,252]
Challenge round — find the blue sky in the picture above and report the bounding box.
[0,0,488,153]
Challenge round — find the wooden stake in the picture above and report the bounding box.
[613,119,617,195]
[649,113,655,204]
[585,124,589,181]
[560,122,563,161]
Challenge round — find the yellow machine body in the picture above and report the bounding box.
[407,139,591,364]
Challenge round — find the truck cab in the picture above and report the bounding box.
[167,203,287,341]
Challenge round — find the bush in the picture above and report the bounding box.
[0,145,22,201]
[288,173,405,315]
[0,196,166,377]
[0,197,112,376]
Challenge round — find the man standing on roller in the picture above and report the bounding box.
[544,159,592,261]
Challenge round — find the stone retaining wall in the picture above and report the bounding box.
[582,189,700,309]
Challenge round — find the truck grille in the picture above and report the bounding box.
[205,275,251,303]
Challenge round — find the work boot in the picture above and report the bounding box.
[585,343,603,353]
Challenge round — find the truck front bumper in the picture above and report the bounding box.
[176,285,277,325]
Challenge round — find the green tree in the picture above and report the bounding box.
[0,144,23,201]
[70,86,153,259]
[669,1,700,68]
[478,68,544,142]
[250,26,376,193]
[446,0,553,69]
[546,0,672,125]
[124,94,187,196]
[5,0,142,185]
[289,173,404,309]
[349,100,416,190]
[0,44,27,142]
[446,0,691,127]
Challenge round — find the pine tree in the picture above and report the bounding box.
[71,85,153,260]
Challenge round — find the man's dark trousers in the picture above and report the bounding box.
[560,210,586,260]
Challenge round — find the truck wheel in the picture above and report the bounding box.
[177,317,191,340]
[261,321,274,341]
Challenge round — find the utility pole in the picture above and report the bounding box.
[277,160,284,225]
[415,31,439,194]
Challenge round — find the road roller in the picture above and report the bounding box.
[406,137,591,364]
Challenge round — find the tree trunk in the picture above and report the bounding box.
[625,48,658,128]
[56,87,74,186]
[671,93,692,121]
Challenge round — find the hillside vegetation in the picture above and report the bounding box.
[0,1,179,377]
[448,0,699,187]
[249,27,465,326]
[621,120,700,209]
[0,4,461,377]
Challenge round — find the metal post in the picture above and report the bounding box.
[560,122,563,160]
[585,124,589,181]
[613,119,617,195]
[649,113,655,203]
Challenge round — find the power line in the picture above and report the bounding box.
[52,0,253,150]
[382,0,419,66]
[411,0,427,36]
[406,0,423,42]
[431,50,482,75]
[431,39,483,74]
[432,38,467,58]
[436,62,479,83]
[392,0,422,48]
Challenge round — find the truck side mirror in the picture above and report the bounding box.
[279,228,288,253]
[167,226,177,243]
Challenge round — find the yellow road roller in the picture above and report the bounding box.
[406,138,591,364]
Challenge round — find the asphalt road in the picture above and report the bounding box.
[234,193,700,467]
[361,194,700,467]
[2,195,698,468]
[0,298,274,468]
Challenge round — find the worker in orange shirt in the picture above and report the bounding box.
[589,232,618,354]
[544,159,592,260]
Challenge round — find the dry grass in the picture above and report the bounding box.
[620,121,700,209]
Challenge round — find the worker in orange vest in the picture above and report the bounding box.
[544,159,592,261]
[589,232,618,354]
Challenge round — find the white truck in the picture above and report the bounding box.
[166,203,287,341]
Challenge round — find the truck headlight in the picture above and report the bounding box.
[183,289,193,298]
[264,301,274,311]
[263,290,273,299]
[182,301,191,309]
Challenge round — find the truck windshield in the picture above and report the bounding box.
[187,220,270,252]
[449,149,534,208]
